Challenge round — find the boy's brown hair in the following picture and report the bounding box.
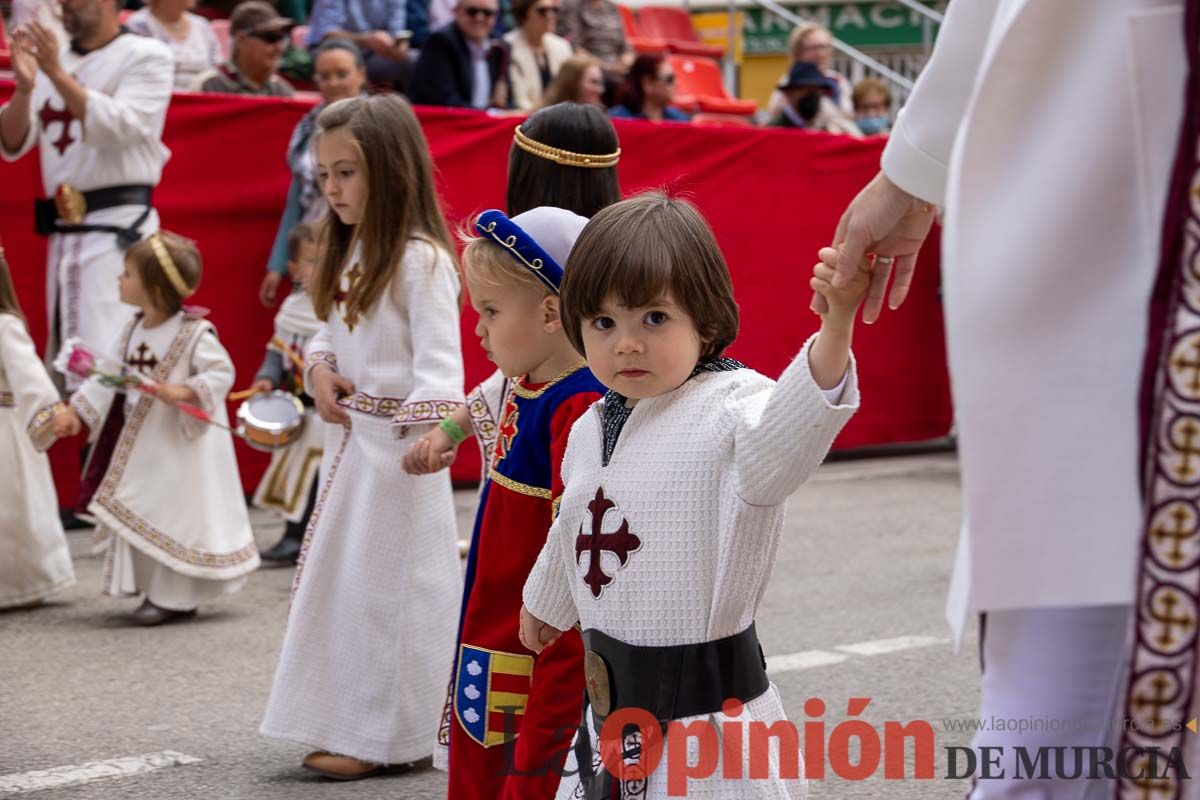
[287,222,317,263]
[126,231,203,315]
[560,192,739,358]
[0,244,26,321]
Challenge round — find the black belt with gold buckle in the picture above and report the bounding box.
[34,184,154,247]
[573,623,769,799]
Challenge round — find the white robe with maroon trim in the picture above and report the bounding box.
[0,32,172,387]
[0,312,75,608]
[523,337,859,799]
[260,239,467,765]
[69,311,258,609]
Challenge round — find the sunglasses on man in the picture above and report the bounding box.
[462,6,497,18]
[249,29,289,44]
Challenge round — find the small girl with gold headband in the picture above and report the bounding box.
[56,231,259,626]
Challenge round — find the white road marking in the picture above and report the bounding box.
[766,650,849,673]
[768,635,949,674]
[0,751,202,795]
[836,635,950,656]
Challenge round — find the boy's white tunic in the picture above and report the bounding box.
[260,240,466,764]
[70,311,258,608]
[0,313,75,608]
[0,33,172,385]
[251,290,327,523]
[524,339,858,799]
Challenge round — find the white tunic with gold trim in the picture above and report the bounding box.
[69,311,258,608]
[0,312,75,608]
[260,239,467,764]
[251,291,327,523]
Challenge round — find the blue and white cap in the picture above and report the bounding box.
[474,207,589,294]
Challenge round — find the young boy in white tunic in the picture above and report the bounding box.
[0,245,76,609]
[259,94,466,781]
[55,232,259,626]
[248,223,326,567]
[519,193,869,799]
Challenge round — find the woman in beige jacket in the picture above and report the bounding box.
[504,0,574,111]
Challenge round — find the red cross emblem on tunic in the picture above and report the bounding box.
[492,395,519,466]
[39,100,77,157]
[575,487,641,598]
[333,262,363,329]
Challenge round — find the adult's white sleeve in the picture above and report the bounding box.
[880,0,1001,206]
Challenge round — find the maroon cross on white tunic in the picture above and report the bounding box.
[128,343,159,374]
[575,487,641,598]
[39,100,77,157]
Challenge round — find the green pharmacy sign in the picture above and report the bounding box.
[740,1,945,54]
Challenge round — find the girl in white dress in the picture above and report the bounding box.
[0,245,75,609]
[259,94,467,781]
[519,194,869,799]
[57,232,259,626]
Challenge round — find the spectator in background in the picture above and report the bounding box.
[192,1,295,95]
[259,39,367,307]
[539,53,604,107]
[504,0,571,111]
[306,0,413,88]
[609,53,688,122]
[767,21,853,119]
[852,76,891,135]
[408,0,510,109]
[128,0,223,90]
[767,60,861,135]
[556,0,630,78]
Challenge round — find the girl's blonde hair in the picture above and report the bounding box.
[0,244,25,321]
[125,231,203,315]
[460,236,548,294]
[310,94,455,327]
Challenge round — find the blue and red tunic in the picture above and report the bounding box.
[447,364,604,800]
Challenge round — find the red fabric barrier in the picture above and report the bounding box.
[0,84,952,505]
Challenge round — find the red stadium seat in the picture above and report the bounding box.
[691,112,755,128]
[636,6,723,59]
[668,55,756,116]
[616,4,667,56]
[211,18,232,60]
[0,15,9,70]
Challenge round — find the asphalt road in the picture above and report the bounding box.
[0,452,978,799]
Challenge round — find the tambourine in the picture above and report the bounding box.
[236,390,305,451]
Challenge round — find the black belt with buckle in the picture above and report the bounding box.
[34,184,155,248]
[574,623,769,799]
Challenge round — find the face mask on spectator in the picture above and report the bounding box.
[795,92,821,121]
[858,115,889,135]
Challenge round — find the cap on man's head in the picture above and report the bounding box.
[230,0,293,36]
[778,61,836,93]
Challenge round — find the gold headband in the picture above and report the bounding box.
[148,234,194,299]
[512,126,620,169]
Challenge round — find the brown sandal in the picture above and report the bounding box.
[302,752,386,781]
